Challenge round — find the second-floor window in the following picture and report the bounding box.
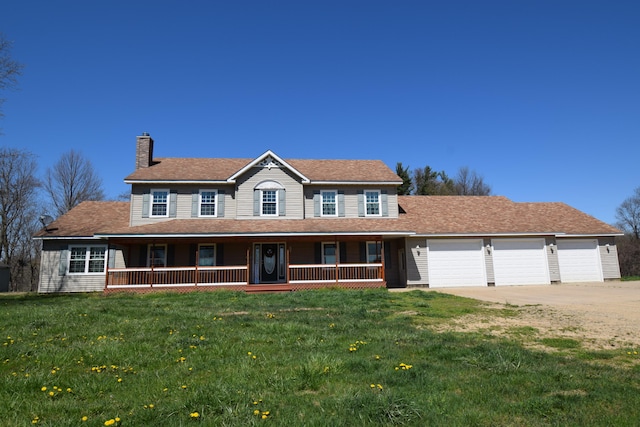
[262,190,278,216]
[151,189,169,217]
[321,191,337,216]
[199,190,217,217]
[365,191,381,216]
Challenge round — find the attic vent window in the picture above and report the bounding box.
[257,155,282,170]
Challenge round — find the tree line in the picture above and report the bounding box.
[395,163,491,196]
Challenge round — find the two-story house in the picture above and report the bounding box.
[34,134,622,293]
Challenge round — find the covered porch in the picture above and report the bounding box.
[104,236,395,292]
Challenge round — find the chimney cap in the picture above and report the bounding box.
[141,132,150,137]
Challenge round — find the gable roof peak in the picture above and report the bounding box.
[228,150,310,183]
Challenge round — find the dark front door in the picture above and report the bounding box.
[261,243,279,283]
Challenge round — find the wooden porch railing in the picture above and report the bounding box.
[106,263,384,289]
[107,266,249,289]
[288,263,384,284]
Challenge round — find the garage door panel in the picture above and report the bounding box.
[557,239,603,283]
[492,238,550,286]
[427,239,486,288]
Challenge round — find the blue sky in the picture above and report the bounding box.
[1,1,638,225]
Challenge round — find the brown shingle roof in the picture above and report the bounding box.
[125,157,401,183]
[396,196,621,235]
[33,201,130,238]
[35,197,621,239]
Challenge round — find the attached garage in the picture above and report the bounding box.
[557,239,603,282]
[427,239,486,288]
[492,238,550,286]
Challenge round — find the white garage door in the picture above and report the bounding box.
[427,239,486,288]
[557,239,603,283]
[492,238,550,286]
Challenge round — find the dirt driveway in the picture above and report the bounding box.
[394,281,640,350]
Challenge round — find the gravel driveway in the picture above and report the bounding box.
[393,281,640,349]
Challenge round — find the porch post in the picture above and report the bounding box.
[286,246,291,284]
[104,244,110,290]
[194,249,199,286]
[380,238,385,282]
[335,237,339,285]
[246,247,250,285]
[149,243,154,287]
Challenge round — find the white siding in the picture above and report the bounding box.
[303,186,399,219]
[600,243,621,280]
[38,240,110,293]
[405,238,428,286]
[236,167,304,219]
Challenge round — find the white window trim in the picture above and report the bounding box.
[260,189,279,217]
[147,244,167,267]
[321,190,338,217]
[366,241,382,263]
[198,243,216,266]
[67,245,107,275]
[365,190,382,217]
[150,188,170,218]
[322,242,337,264]
[199,190,218,217]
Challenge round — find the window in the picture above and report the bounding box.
[147,244,167,267]
[151,189,169,217]
[366,242,382,263]
[322,243,337,264]
[262,190,278,216]
[198,244,216,266]
[365,191,381,216]
[321,191,337,216]
[68,246,106,274]
[199,190,217,217]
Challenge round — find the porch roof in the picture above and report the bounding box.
[33,196,622,240]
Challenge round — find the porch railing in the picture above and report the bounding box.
[107,266,249,289]
[288,263,384,284]
[106,263,384,289]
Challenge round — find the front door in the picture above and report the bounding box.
[253,243,287,284]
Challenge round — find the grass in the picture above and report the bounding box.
[1,288,639,426]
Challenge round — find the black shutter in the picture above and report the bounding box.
[167,245,175,267]
[139,245,148,267]
[339,242,347,263]
[314,242,322,264]
[216,244,224,266]
[189,244,197,266]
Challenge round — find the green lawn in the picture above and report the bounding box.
[1,289,638,426]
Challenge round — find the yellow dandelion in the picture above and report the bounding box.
[41,386,47,392]
[190,411,200,418]
[104,419,115,426]
[254,409,260,415]
[81,416,88,421]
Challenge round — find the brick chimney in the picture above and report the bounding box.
[136,133,154,169]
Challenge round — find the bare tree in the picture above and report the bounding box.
[454,166,492,195]
[615,186,640,240]
[44,149,105,217]
[0,147,40,291]
[0,33,24,126]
